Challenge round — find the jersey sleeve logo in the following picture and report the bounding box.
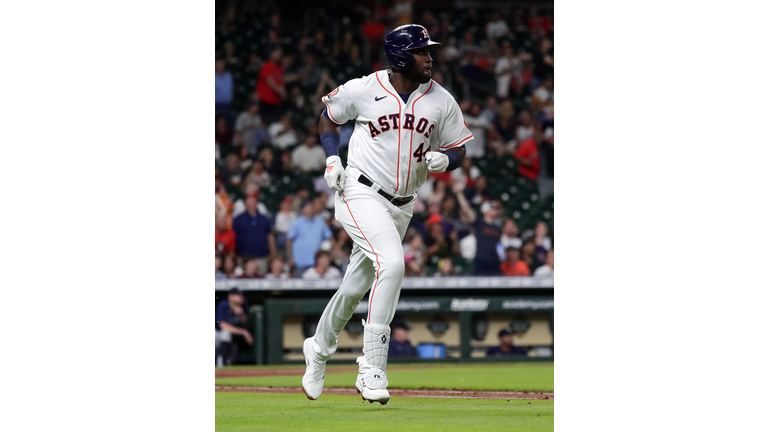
[327,88,339,99]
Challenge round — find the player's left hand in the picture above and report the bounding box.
[324,155,346,192]
[425,151,449,173]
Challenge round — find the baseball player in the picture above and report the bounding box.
[302,24,473,404]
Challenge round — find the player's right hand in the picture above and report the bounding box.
[324,155,346,192]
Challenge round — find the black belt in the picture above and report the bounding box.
[357,174,414,206]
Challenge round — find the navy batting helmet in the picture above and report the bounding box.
[383,24,441,72]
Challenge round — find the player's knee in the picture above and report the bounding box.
[380,252,405,279]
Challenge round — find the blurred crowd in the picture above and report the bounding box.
[215,1,554,280]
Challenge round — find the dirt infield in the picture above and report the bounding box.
[216,367,424,378]
[215,385,553,400]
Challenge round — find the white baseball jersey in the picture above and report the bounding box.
[322,70,474,197]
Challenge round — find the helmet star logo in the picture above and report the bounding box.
[421,29,428,38]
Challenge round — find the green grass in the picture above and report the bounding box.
[216,363,554,392]
[216,392,553,432]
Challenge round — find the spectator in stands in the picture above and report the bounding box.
[280,149,294,173]
[215,254,227,280]
[425,216,458,260]
[486,12,510,40]
[223,41,240,69]
[274,196,297,250]
[462,101,492,159]
[435,258,455,277]
[262,29,284,58]
[215,59,234,125]
[451,157,480,192]
[310,30,332,59]
[282,54,300,89]
[237,256,263,279]
[258,147,283,177]
[513,135,540,180]
[232,183,270,219]
[244,52,262,75]
[402,229,426,267]
[458,30,482,56]
[404,254,425,277]
[533,77,554,107]
[256,49,286,123]
[389,319,418,356]
[516,111,535,144]
[500,218,523,249]
[286,200,333,277]
[511,9,528,34]
[531,38,554,87]
[329,228,352,273]
[220,154,243,190]
[501,247,530,276]
[244,160,271,188]
[291,134,326,172]
[332,30,356,63]
[215,288,253,366]
[534,221,553,251]
[238,146,253,173]
[287,85,309,118]
[440,195,459,233]
[521,237,543,274]
[215,116,234,153]
[296,55,324,95]
[361,12,386,51]
[486,328,527,356]
[265,253,290,279]
[215,214,236,256]
[232,191,275,275]
[314,192,332,223]
[302,250,342,279]
[268,114,299,151]
[473,201,503,276]
[289,185,311,213]
[464,175,492,209]
[495,41,520,99]
[528,8,553,37]
[490,100,517,151]
[481,95,500,124]
[235,102,266,156]
[215,179,233,217]
[534,249,554,276]
[222,254,237,279]
[426,178,447,208]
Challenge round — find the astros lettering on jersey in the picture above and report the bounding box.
[322,70,474,197]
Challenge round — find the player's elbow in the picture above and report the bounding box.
[446,146,466,164]
[319,112,339,134]
[454,146,466,161]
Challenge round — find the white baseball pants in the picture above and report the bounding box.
[313,166,414,360]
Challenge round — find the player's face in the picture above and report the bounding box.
[408,47,433,84]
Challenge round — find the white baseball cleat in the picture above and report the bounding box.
[355,356,390,405]
[302,338,326,400]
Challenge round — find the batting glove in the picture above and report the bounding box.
[324,155,346,192]
[425,151,449,173]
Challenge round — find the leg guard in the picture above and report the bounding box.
[362,319,390,389]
